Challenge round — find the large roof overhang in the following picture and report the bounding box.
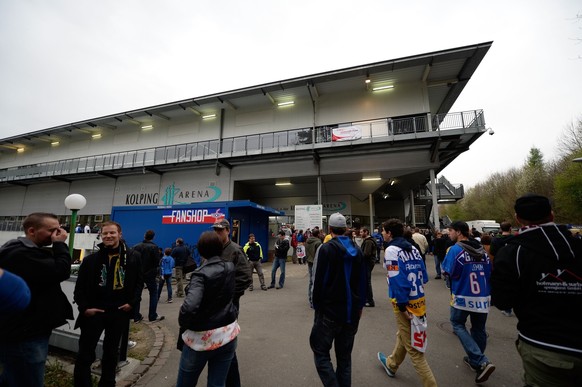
[0,41,492,148]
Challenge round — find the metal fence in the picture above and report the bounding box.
[0,110,484,182]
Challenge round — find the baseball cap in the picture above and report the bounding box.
[213,218,230,229]
[514,194,552,222]
[329,213,347,228]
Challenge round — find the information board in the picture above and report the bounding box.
[295,205,323,230]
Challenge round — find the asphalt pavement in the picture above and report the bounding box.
[133,255,523,386]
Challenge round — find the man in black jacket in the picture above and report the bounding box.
[0,212,73,387]
[491,194,582,386]
[243,233,267,291]
[360,227,377,307]
[213,218,251,387]
[133,230,164,322]
[171,237,190,297]
[270,231,290,289]
[73,221,142,387]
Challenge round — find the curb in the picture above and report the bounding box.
[117,322,175,387]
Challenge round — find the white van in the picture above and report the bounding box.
[466,220,500,235]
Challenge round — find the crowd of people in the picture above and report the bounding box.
[0,193,581,386]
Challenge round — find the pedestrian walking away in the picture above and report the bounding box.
[377,218,437,387]
[491,194,582,386]
[310,213,367,387]
[305,228,322,308]
[171,238,190,298]
[360,227,377,307]
[443,220,495,384]
[133,230,165,322]
[158,247,175,303]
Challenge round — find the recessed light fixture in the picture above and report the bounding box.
[141,124,153,130]
[202,114,216,119]
[91,133,102,139]
[362,177,381,181]
[51,141,60,146]
[390,179,396,186]
[372,85,394,91]
[277,101,294,107]
[275,180,292,186]
[16,147,24,153]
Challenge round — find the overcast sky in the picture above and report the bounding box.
[1,1,580,188]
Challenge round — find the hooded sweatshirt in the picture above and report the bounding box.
[442,239,491,313]
[311,235,367,324]
[384,237,429,316]
[305,236,322,264]
[491,223,582,356]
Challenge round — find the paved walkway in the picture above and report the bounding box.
[122,257,523,386]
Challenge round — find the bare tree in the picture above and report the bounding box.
[556,117,582,156]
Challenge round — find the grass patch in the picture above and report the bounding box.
[45,360,98,387]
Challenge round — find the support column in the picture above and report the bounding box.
[317,175,322,205]
[369,193,374,231]
[430,169,440,231]
[410,189,416,226]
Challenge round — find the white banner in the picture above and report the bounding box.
[332,126,362,142]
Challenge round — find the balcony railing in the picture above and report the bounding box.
[0,110,484,183]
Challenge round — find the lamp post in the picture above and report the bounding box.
[64,194,87,258]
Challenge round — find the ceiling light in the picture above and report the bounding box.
[365,78,371,84]
[362,177,381,181]
[390,179,395,186]
[372,85,394,91]
[141,124,153,130]
[91,133,102,139]
[51,141,60,146]
[202,114,216,119]
[16,147,24,153]
[275,180,292,186]
[277,101,294,107]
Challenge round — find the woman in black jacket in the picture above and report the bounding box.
[177,231,238,387]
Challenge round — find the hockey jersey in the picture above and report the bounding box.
[442,240,491,313]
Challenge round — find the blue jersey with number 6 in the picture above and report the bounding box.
[442,240,491,313]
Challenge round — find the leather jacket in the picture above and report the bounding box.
[179,256,237,332]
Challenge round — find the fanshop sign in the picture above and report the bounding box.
[161,208,226,224]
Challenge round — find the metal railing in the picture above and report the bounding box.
[0,110,484,182]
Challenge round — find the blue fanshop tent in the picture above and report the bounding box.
[111,200,283,264]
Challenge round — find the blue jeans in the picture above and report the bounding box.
[134,275,160,321]
[0,334,50,387]
[450,307,489,367]
[309,311,359,387]
[308,263,314,305]
[434,255,442,277]
[158,274,173,300]
[177,338,237,387]
[271,258,286,288]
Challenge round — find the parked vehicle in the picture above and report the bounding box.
[466,220,500,235]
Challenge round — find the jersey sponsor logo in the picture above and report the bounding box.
[452,295,491,312]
